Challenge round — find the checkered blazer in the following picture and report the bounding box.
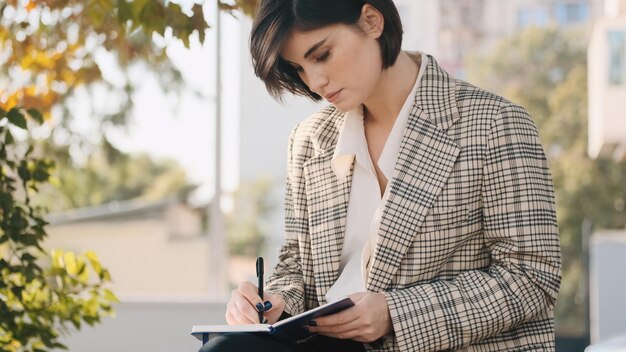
[265,55,562,351]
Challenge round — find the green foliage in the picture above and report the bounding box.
[466,26,626,335]
[34,138,194,213]
[0,0,208,120]
[226,178,274,257]
[1,108,118,351]
[0,0,258,167]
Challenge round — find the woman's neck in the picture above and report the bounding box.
[362,51,420,126]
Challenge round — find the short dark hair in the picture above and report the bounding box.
[249,0,403,101]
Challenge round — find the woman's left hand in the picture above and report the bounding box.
[307,291,393,343]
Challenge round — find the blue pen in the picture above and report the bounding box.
[256,257,264,324]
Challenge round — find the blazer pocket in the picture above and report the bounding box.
[420,206,469,233]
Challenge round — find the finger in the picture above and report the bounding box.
[313,307,359,327]
[239,281,264,307]
[232,291,262,323]
[226,298,249,325]
[315,328,359,340]
[233,297,259,324]
[332,328,373,343]
[225,309,236,325]
[315,325,377,342]
[261,292,283,314]
[308,316,361,335]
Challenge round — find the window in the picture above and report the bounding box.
[518,8,550,28]
[608,30,626,85]
[555,2,589,25]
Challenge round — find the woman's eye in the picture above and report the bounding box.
[315,51,330,62]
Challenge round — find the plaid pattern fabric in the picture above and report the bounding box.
[265,55,561,352]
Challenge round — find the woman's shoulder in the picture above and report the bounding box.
[289,104,345,151]
[456,80,538,139]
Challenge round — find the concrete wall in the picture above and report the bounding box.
[46,215,212,297]
[55,300,226,352]
[590,231,626,343]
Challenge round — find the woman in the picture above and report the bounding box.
[201,0,561,351]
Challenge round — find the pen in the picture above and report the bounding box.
[256,257,264,324]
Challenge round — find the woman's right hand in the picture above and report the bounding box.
[225,281,286,325]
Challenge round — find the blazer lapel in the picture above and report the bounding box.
[302,111,352,304]
[366,55,462,292]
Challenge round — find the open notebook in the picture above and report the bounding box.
[191,297,354,343]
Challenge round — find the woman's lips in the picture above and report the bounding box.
[325,89,343,103]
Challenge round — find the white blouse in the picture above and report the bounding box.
[325,53,428,302]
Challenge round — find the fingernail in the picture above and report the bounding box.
[303,326,310,332]
[264,301,272,311]
[308,320,317,326]
[262,318,268,324]
[256,303,264,312]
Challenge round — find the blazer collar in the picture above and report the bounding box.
[366,55,462,291]
[410,53,462,132]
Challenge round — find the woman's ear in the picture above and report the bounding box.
[360,3,384,39]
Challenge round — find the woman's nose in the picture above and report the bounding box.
[306,69,329,95]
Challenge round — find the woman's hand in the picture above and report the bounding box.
[307,292,393,343]
[225,281,286,325]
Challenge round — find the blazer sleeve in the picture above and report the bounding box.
[382,104,562,351]
[264,124,307,317]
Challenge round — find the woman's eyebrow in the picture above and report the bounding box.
[303,35,330,59]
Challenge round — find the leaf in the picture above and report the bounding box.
[0,191,13,210]
[51,249,63,268]
[131,0,150,20]
[85,251,103,275]
[63,252,78,275]
[27,109,44,124]
[20,253,37,263]
[5,129,14,144]
[7,108,27,129]
[17,163,31,182]
[103,289,119,303]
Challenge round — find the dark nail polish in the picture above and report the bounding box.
[256,303,264,312]
[308,320,317,326]
[263,301,272,311]
[303,326,309,333]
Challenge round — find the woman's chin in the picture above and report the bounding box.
[331,100,359,113]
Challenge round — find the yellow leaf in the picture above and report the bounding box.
[1,91,20,110]
[78,262,90,283]
[25,0,36,12]
[63,252,78,275]
[20,55,33,70]
[103,289,119,303]
[85,250,102,274]
[51,249,63,268]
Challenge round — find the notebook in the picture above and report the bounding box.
[191,296,354,343]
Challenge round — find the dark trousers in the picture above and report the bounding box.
[199,333,366,352]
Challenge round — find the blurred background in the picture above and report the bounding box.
[1,0,625,351]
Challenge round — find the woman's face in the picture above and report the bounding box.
[280,23,383,112]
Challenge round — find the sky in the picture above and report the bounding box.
[107,4,243,197]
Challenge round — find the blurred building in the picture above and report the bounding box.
[588,0,626,161]
[358,0,589,76]
[46,197,210,299]
[587,0,626,347]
